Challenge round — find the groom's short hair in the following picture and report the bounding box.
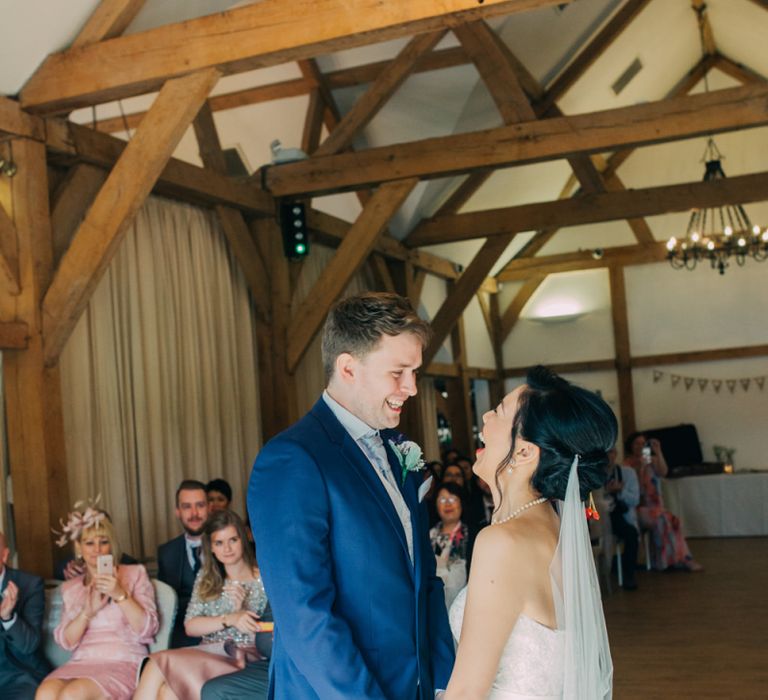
[322,292,431,382]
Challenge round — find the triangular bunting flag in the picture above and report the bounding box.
[684,377,695,390]
[698,378,708,391]
[671,375,681,387]
[741,379,751,392]
[756,377,766,390]
[712,380,722,393]
[726,379,737,394]
[653,370,663,383]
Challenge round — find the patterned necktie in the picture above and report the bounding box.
[361,431,397,489]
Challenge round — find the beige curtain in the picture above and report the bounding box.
[59,196,262,560]
[416,377,440,462]
[291,244,374,415]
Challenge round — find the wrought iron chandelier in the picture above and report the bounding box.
[666,139,768,275]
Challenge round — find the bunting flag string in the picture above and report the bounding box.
[650,369,767,395]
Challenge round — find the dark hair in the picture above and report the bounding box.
[197,510,256,601]
[442,463,465,486]
[497,366,617,502]
[321,292,431,382]
[436,481,466,520]
[623,432,645,458]
[205,478,233,503]
[175,479,207,506]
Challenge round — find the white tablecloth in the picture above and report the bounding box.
[661,473,768,537]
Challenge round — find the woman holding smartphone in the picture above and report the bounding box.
[134,509,270,700]
[37,506,159,700]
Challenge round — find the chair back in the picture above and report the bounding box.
[150,578,177,652]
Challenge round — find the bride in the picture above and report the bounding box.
[441,366,616,699]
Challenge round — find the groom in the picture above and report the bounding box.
[248,292,454,699]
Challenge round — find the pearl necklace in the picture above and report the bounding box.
[491,497,548,525]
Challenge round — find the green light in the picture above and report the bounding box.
[295,243,306,254]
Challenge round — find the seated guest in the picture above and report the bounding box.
[441,463,466,489]
[135,511,269,700]
[624,433,703,572]
[37,504,158,700]
[157,480,210,648]
[0,531,49,700]
[53,511,138,581]
[605,447,640,590]
[206,479,233,513]
[429,482,471,609]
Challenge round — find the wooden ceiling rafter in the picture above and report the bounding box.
[0,203,21,296]
[263,81,768,197]
[41,68,221,366]
[410,169,768,246]
[71,0,147,48]
[20,0,570,114]
[191,102,272,322]
[499,274,546,343]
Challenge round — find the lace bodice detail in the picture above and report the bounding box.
[449,587,565,698]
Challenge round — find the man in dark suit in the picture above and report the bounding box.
[157,480,209,648]
[0,532,49,699]
[249,293,455,699]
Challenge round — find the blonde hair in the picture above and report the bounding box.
[76,515,122,564]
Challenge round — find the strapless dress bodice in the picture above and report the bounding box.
[448,587,565,699]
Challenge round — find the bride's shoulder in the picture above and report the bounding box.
[472,524,529,569]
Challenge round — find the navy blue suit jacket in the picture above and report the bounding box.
[157,534,201,648]
[0,568,49,690]
[248,398,455,700]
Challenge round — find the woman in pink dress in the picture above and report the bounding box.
[36,507,159,700]
[623,433,703,572]
[133,509,270,700]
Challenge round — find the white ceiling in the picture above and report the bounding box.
[1,0,766,317]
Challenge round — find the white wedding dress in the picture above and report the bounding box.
[448,586,565,699]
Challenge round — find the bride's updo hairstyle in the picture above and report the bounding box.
[502,366,617,501]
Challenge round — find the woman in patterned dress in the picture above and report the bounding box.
[134,510,270,699]
[624,433,703,571]
[430,481,472,609]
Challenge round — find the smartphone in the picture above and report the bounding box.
[96,554,114,576]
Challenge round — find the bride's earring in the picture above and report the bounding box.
[506,459,516,474]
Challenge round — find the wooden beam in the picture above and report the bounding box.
[301,89,325,155]
[714,53,765,85]
[286,178,417,372]
[2,137,69,578]
[488,292,504,376]
[632,345,768,367]
[0,96,44,140]
[497,242,668,281]
[409,169,768,246]
[504,359,616,377]
[609,266,636,435]
[50,164,108,265]
[45,119,272,215]
[0,203,20,296]
[263,83,768,197]
[42,69,221,366]
[315,30,446,157]
[71,0,146,47]
[538,0,653,112]
[21,0,568,114]
[369,254,397,293]
[0,321,29,349]
[499,275,545,342]
[423,233,515,367]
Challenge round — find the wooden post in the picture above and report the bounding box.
[1,138,69,577]
[609,265,636,436]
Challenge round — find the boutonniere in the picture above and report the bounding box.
[388,435,426,485]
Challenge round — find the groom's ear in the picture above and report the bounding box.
[335,352,357,384]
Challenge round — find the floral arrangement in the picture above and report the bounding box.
[52,495,105,548]
[388,435,426,485]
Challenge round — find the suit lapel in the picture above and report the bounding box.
[311,400,412,567]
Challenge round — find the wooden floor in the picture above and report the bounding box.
[604,537,768,699]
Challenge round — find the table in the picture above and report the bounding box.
[661,472,768,537]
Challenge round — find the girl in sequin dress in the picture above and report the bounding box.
[134,510,269,700]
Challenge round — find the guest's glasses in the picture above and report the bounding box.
[438,496,459,505]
